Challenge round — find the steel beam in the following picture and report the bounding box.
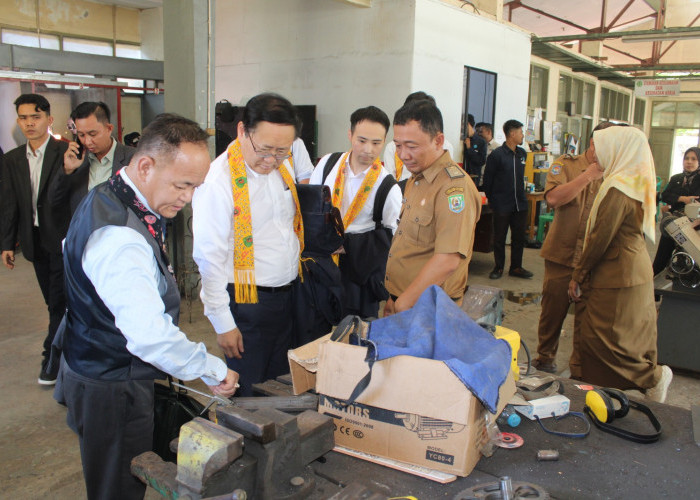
[534,26,700,43]
[607,0,636,30]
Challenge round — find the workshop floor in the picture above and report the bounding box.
[1,243,698,498]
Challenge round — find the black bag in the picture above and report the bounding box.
[295,183,344,254]
[153,377,208,462]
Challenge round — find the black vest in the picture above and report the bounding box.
[62,183,179,380]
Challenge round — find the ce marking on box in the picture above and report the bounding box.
[333,423,364,439]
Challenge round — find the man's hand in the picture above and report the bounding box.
[394,295,411,314]
[218,328,244,359]
[584,161,604,182]
[568,280,582,303]
[1,250,15,270]
[463,137,471,149]
[383,297,396,317]
[679,195,699,205]
[63,142,83,175]
[207,369,239,397]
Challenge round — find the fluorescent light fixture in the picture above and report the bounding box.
[622,32,700,43]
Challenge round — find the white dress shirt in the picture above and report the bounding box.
[26,135,51,226]
[81,170,227,386]
[193,148,300,334]
[383,139,455,181]
[310,152,401,234]
[291,138,313,181]
[87,137,117,191]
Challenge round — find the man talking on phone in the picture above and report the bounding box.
[49,101,134,215]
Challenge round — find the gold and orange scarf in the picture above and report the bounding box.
[394,152,404,180]
[227,139,304,303]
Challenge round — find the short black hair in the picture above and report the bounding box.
[14,94,51,115]
[394,100,443,138]
[241,93,301,138]
[477,123,493,135]
[503,119,523,137]
[71,101,111,124]
[136,113,209,162]
[403,91,436,106]
[467,114,475,128]
[350,106,390,134]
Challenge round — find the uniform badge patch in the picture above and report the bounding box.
[445,186,464,195]
[551,163,562,176]
[448,194,465,213]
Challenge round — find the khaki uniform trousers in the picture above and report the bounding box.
[535,260,584,378]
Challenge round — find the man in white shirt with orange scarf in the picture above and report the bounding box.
[311,106,402,319]
[193,93,304,396]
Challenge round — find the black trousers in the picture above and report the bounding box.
[31,227,66,369]
[492,210,528,271]
[226,284,294,397]
[59,360,153,500]
[652,232,677,276]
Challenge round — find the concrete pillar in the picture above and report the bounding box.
[163,0,215,293]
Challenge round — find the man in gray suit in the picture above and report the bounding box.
[49,102,135,214]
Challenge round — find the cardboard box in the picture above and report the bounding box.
[288,332,333,395]
[313,340,515,477]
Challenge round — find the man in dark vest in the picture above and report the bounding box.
[55,114,239,500]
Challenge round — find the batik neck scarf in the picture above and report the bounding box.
[394,152,404,180]
[682,169,698,187]
[108,170,172,274]
[332,152,383,229]
[227,139,304,304]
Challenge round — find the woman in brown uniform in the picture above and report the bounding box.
[568,126,672,402]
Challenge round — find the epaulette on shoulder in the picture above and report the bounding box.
[445,165,465,179]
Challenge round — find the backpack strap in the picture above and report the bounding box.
[372,175,398,229]
[320,152,344,184]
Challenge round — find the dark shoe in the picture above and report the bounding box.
[489,268,503,280]
[532,358,557,374]
[509,267,533,279]
[38,367,57,386]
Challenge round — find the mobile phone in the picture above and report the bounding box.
[73,135,85,160]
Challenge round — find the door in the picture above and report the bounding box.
[462,67,497,139]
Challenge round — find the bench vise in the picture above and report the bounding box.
[131,407,334,499]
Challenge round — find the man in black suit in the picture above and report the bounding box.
[1,94,71,384]
[49,101,135,214]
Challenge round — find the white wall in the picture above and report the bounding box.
[412,0,531,151]
[214,0,414,157]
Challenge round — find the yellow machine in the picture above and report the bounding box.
[524,151,549,187]
[494,325,520,381]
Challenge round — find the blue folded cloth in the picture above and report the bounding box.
[368,285,512,413]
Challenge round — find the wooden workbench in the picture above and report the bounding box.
[308,377,700,499]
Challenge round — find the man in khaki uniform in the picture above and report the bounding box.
[533,122,614,375]
[384,100,481,315]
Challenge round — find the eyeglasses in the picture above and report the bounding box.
[248,134,292,161]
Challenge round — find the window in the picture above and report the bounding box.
[63,37,114,56]
[462,66,497,139]
[528,65,548,110]
[599,87,631,122]
[1,28,59,49]
[653,102,700,129]
[116,43,142,59]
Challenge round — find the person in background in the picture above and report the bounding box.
[462,113,487,185]
[476,122,500,158]
[123,131,140,148]
[652,146,700,276]
[50,102,134,215]
[1,94,70,385]
[482,119,533,280]
[569,126,672,403]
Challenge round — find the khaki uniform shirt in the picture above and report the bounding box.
[385,151,481,300]
[572,188,653,289]
[540,154,602,268]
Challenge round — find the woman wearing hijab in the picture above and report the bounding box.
[568,126,672,402]
[652,146,700,275]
